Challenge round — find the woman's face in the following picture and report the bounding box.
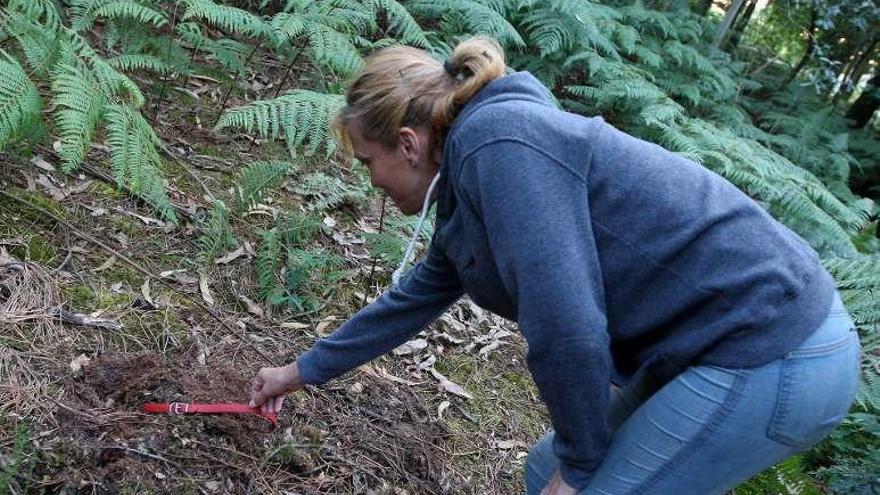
[348,120,439,215]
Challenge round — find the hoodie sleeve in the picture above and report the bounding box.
[295,244,463,385]
[458,138,611,489]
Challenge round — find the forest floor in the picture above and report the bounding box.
[0,59,549,494]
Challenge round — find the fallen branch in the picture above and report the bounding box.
[55,309,123,331]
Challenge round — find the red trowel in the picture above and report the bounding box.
[142,402,278,427]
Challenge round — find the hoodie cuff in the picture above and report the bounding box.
[560,462,594,491]
[294,350,326,386]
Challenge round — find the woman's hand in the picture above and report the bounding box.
[541,470,578,495]
[249,361,305,415]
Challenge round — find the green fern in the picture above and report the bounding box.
[198,200,236,266]
[405,0,525,48]
[234,160,296,212]
[824,257,880,329]
[106,54,171,74]
[7,0,62,31]
[257,229,281,301]
[0,50,44,149]
[277,211,324,248]
[182,0,270,40]
[369,0,429,47]
[51,59,105,172]
[214,90,344,157]
[293,171,368,211]
[69,0,167,32]
[104,103,176,221]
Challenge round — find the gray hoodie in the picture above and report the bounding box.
[296,72,836,488]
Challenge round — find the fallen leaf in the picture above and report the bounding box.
[417,354,436,371]
[92,256,116,272]
[69,354,91,373]
[30,155,56,172]
[496,439,530,450]
[323,216,337,228]
[237,295,264,317]
[141,280,155,306]
[315,319,335,336]
[429,369,473,400]
[115,207,165,227]
[437,400,451,420]
[215,247,246,264]
[35,174,67,201]
[281,322,309,330]
[199,273,214,306]
[393,338,429,356]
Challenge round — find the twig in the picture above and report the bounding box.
[0,189,281,366]
[362,195,388,307]
[55,309,123,331]
[212,43,263,128]
[152,2,181,125]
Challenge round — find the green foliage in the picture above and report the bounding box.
[182,0,270,40]
[215,91,344,157]
[104,103,176,221]
[293,171,369,211]
[0,420,34,494]
[198,200,237,266]
[234,160,297,212]
[51,59,104,172]
[257,228,281,300]
[0,51,44,148]
[737,456,823,495]
[68,0,167,32]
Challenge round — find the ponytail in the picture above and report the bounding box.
[332,36,506,156]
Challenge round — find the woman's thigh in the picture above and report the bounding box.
[525,293,861,495]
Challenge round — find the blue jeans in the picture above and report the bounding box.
[525,291,861,494]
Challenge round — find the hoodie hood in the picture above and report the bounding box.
[449,71,557,137]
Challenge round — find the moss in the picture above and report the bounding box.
[12,235,58,263]
[112,217,139,237]
[0,188,66,228]
[62,284,96,308]
[89,181,125,199]
[104,266,140,287]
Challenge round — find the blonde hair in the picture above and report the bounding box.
[332,36,506,155]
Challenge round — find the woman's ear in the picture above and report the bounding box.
[398,127,421,165]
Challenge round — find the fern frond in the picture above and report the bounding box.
[0,50,44,149]
[369,0,429,47]
[93,1,167,27]
[215,90,344,157]
[104,103,176,221]
[277,212,324,248]
[293,172,368,211]
[405,0,525,47]
[7,0,62,30]
[257,229,281,300]
[51,59,105,172]
[106,54,171,74]
[234,160,296,212]
[198,200,236,266]
[182,0,270,40]
[69,0,166,31]
[2,9,65,77]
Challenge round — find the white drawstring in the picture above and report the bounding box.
[392,173,442,285]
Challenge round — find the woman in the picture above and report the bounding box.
[250,37,861,494]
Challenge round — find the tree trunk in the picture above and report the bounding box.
[782,3,817,88]
[845,71,880,129]
[833,37,878,103]
[729,0,758,48]
[712,0,748,48]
